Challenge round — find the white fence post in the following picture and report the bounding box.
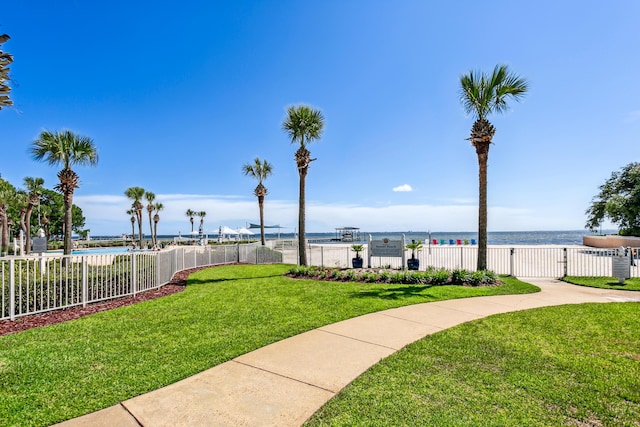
[82,258,88,307]
[9,259,15,321]
[132,253,138,297]
[510,248,515,276]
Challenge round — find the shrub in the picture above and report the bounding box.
[451,269,471,286]
[431,268,451,286]
[378,271,391,283]
[345,270,358,281]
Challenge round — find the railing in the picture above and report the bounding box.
[3,242,637,322]
[1,244,282,321]
[293,244,640,278]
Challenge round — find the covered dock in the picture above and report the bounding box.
[334,227,361,242]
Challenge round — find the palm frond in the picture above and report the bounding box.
[460,64,528,120]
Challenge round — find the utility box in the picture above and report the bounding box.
[612,247,630,284]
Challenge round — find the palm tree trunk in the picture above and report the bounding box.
[153,220,159,246]
[63,193,73,256]
[476,148,489,270]
[25,206,33,253]
[258,195,265,246]
[0,205,8,256]
[137,214,144,249]
[148,212,154,247]
[298,170,307,266]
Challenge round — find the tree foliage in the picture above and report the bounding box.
[586,162,640,236]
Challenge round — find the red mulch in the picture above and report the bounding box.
[0,266,212,337]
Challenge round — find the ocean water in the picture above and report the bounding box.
[93,230,615,246]
[273,230,618,246]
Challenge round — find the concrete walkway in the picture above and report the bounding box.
[56,279,640,427]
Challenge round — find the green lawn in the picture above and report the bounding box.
[0,264,537,427]
[563,276,640,291]
[305,303,640,427]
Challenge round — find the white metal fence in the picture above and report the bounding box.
[3,242,638,322]
[284,244,640,278]
[1,244,282,321]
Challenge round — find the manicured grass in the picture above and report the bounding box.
[0,265,537,427]
[305,303,640,427]
[564,276,640,291]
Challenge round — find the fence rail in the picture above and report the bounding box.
[1,244,282,321]
[3,242,638,322]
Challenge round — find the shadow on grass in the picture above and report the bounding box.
[350,285,436,300]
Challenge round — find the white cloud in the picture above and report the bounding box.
[74,193,588,236]
[392,184,413,192]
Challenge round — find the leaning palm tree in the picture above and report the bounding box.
[30,130,98,256]
[242,157,273,246]
[185,209,196,233]
[144,191,156,247]
[125,187,146,249]
[23,176,45,253]
[153,202,164,247]
[283,105,325,265]
[460,64,528,270]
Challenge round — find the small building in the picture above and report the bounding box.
[335,227,361,242]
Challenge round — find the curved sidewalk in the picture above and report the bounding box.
[57,279,640,427]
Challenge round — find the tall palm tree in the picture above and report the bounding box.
[125,187,146,249]
[196,211,206,235]
[283,105,325,265]
[153,202,164,246]
[30,130,98,256]
[144,191,156,247]
[23,176,45,253]
[242,157,273,246]
[185,209,195,233]
[460,64,528,270]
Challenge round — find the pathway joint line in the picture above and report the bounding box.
[316,328,400,350]
[230,359,337,394]
[120,402,144,427]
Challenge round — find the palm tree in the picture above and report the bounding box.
[0,33,13,111]
[282,104,325,265]
[23,176,45,253]
[242,157,273,246]
[0,178,17,256]
[144,191,156,247]
[185,209,195,233]
[196,211,206,236]
[153,202,164,247]
[30,130,98,256]
[460,64,528,270]
[124,187,145,249]
[126,208,136,244]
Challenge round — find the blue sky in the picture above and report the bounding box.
[1,1,638,236]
